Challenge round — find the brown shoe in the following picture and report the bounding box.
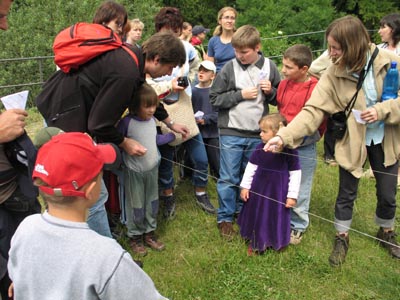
[144,232,165,251]
[377,227,400,259]
[218,221,235,241]
[129,235,147,256]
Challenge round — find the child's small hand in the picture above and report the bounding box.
[241,87,258,100]
[285,198,297,208]
[240,188,250,202]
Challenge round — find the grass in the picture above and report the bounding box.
[25,108,400,300]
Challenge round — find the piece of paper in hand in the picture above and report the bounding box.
[194,111,204,120]
[1,90,29,110]
[352,109,366,124]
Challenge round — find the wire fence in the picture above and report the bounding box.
[0,29,378,95]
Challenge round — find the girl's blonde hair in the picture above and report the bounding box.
[259,113,287,134]
[212,6,238,36]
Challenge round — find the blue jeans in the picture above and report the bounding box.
[290,143,317,232]
[217,135,260,223]
[159,134,208,190]
[87,179,112,238]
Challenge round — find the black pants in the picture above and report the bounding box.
[203,137,220,179]
[0,188,40,299]
[335,143,397,229]
[323,128,336,160]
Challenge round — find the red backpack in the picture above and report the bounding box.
[53,22,138,73]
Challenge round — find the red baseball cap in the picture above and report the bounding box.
[32,132,118,198]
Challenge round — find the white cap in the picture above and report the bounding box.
[199,60,216,73]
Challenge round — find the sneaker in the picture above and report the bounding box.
[376,227,400,259]
[129,235,147,256]
[328,233,349,266]
[324,157,337,167]
[290,230,303,245]
[160,194,176,220]
[195,193,216,214]
[217,221,235,241]
[144,231,165,251]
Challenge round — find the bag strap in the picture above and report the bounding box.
[344,47,379,118]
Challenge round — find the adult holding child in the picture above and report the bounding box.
[36,1,187,237]
[265,16,400,266]
[207,6,237,73]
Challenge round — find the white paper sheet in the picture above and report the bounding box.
[352,109,366,124]
[1,90,29,110]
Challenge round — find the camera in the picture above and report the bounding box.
[177,76,189,88]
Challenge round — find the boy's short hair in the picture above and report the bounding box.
[283,44,313,68]
[129,83,159,114]
[142,31,186,67]
[232,25,260,50]
[32,132,119,198]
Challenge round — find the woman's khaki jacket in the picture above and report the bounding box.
[278,44,400,178]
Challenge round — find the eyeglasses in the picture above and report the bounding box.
[221,16,236,21]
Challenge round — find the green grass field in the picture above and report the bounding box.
[26,108,400,300]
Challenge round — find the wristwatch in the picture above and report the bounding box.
[167,120,174,128]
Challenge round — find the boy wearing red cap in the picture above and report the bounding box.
[7,132,167,300]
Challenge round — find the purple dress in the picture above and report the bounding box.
[237,143,300,251]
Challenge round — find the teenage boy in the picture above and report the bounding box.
[192,60,220,179]
[8,132,167,300]
[210,25,280,240]
[277,44,320,245]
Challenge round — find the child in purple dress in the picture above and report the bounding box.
[237,113,301,254]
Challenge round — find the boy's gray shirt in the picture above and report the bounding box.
[210,54,280,138]
[8,212,167,300]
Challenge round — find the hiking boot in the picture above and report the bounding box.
[217,221,235,241]
[376,227,400,259]
[144,231,165,251]
[129,235,147,256]
[195,193,216,214]
[290,229,304,245]
[329,233,349,266]
[160,194,176,220]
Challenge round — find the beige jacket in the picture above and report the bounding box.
[278,44,400,178]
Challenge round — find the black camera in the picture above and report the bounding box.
[177,76,189,88]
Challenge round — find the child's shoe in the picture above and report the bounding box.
[144,231,165,251]
[129,235,147,256]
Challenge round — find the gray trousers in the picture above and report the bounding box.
[124,165,159,237]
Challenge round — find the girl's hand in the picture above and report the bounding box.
[285,198,297,208]
[240,188,250,202]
